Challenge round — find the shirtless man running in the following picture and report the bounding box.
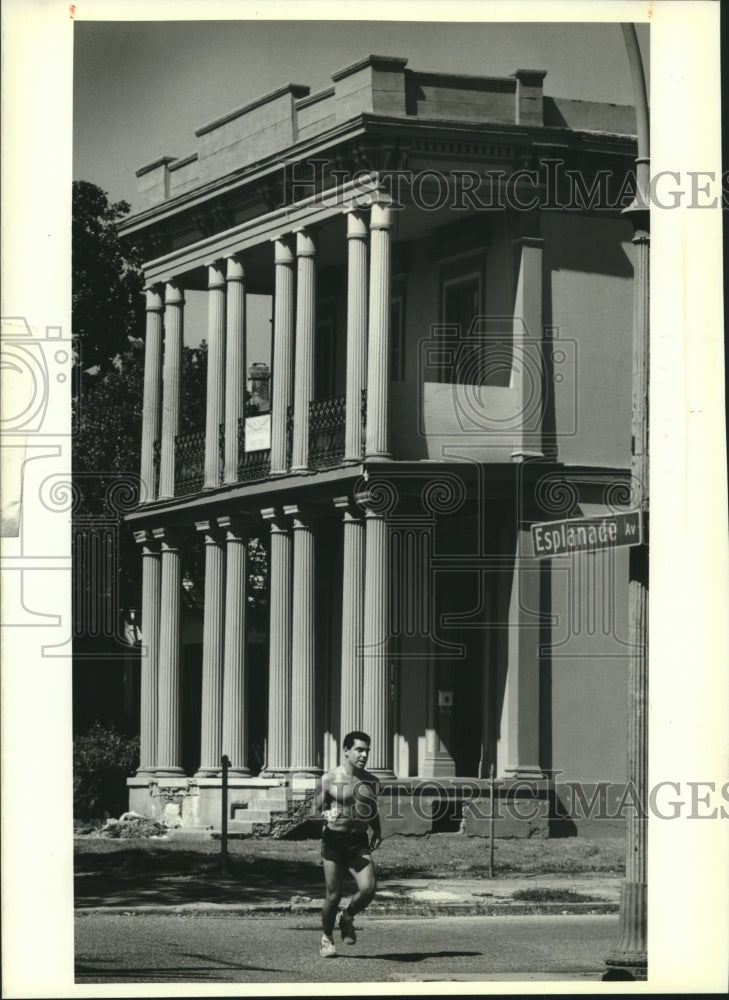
[313,730,382,958]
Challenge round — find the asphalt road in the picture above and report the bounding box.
[75,913,620,984]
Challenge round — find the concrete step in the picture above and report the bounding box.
[166,827,215,841]
[230,809,273,823]
[226,820,258,834]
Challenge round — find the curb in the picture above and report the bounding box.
[75,900,619,918]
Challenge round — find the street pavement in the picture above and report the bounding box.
[74,912,620,984]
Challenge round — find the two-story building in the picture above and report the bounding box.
[120,55,640,836]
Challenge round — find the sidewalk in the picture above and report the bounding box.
[76,866,621,917]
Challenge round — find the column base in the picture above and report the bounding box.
[153,767,186,777]
[370,768,397,780]
[422,751,456,779]
[503,766,545,780]
[364,453,393,462]
[603,880,648,981]
[194,767,221,778]
[510,450,544,462]
[226,767,252,777]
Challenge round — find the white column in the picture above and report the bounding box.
[159,281,184,500]
[220,515,250,775]
[134,530,160,772]
[153,527,184,774]
[511,235,545,461]
[499,523,543,778]
[224,255,246,485]
[365,203,393,460]
[334,497,365,738]
[270,236,296,475]
[291,229,316,473]
[195,521,226,775]
[261,507,292,773]
[362,502,395,777]
[344,210,368,462]
[140,286,164,503]
[204,261,227,489]
[285,504,320,772]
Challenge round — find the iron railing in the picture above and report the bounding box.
[308,394,346,470]
[236,416,271,483]
[174,429,205,496]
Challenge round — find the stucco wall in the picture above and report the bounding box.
[543,212,633,468]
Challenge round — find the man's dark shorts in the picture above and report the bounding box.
[321,826,371,870]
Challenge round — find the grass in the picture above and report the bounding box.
[75,832,625,879]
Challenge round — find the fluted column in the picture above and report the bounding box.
[261,507,293,773]
[140,286,164,503]
[224,255,246,485]
[159,281,184,500]
[365,203,393,460]
[134,531,160,772]
[362,496,395,777]
[204,262,227,489]
[511,235,545,461]
[153,527,184,775]
[195,521,226,776]
[270,236,296,475]
[335,497,365,738]
[291,229,316,473]
[220,515,250,775]
[344,210,368,462]
[605,205,649,980]
[285,504,320,773]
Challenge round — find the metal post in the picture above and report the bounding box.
[221,754,230,870]
[488,763,495,880]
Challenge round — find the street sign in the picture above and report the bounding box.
[531,510,642,558]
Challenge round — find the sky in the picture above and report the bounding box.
[72,16,650,359]
[73,19,650,210]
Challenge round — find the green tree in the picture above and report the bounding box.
[72,180,145,372]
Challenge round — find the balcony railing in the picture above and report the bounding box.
[308,394,346,470]
[237,416,271,483]
[174,429,205,497]
[159,395,366,500]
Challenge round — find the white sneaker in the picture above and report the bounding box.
[319,934,337,958]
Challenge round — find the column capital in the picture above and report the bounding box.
[512,235,545,250]
[217,513,254,540]
[369,202,394,231]
[260,506,290,532]
[273,235,296,265]
[333,495,365,521]
[134,529,160,554]
[354,481,398,517]
[145,286,165,312]
[195,519,226,543]
[206,260,227,288]
[226,254,245,281]
[345,209,369,240]
[295,227,317,257]
[282,502,323,528]
[151,526,187,550]
[164,279,185,305]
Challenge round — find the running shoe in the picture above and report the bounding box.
[319,934,337,958]
[336,908,357,945]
